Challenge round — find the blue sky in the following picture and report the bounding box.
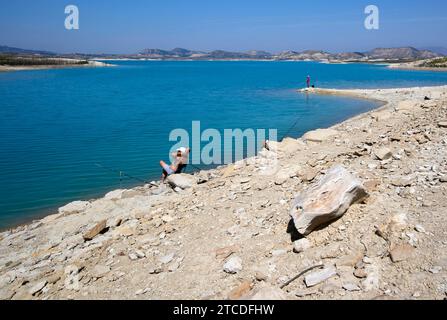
[0,0,446,53]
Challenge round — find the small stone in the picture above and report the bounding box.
[304,266,337,287]
[92,265,110,278]
[354,269,368,279]
[390,177,414,187]
[374,147,393,161]
[363,256,373,264]
[343,283,361,292]
[422,201,432,208]
[29,280,47,296]
[429,266,442,274]
[390,244,415,263]
[246,284,288,300]
[303,129,339,143]
[223,256,243,274]
[47,275,61,285]
[58,201,91,216]
[167,174,196,189]
[135,250,146,259]
[83,220,107,241]
[415,225,426,233]
[128,253,139,261]
[135,289,144,295]
[438,121,447,128]
[228,281,253,300]
[168,261,180,272]
[114,225,135,237]
[161,215,174,223]
[159,252,175,264]
[293,238,312,253]
[440,176,447,183]
[215,245,239,260]
[274,172,289,185]
[295,288,319,297]
[255,272,267,282]
[64,265,80,291]
[148,267,163,274]
[271,249,287,257]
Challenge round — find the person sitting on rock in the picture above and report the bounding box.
[159,147,190,183]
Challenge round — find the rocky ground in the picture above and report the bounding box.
[1,85,447,300]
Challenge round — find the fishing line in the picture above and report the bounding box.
[94,163,149,184]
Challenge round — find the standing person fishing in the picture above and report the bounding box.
[306,75,311,88]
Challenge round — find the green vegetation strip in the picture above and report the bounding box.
[421,57,447,68]
[0,55,88,66]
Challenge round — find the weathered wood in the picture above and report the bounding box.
[290,165,368,235]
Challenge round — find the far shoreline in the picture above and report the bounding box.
[0,60,116,72]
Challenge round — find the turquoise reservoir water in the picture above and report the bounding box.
[1,61,447,228]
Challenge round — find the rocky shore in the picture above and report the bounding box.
[1,85,447,300]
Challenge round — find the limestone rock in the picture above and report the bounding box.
[159,252,175,265]
[278,138,304,154]
[64,265,80,291]
[29,280,47,296]
[390,244,415,263]
[303,129,339,143]
[91,265,110,278]
[83,220,107,241]
[438,121,447,128]
[58,201,91,216]
[113,225,135,237]
[274,171,290,185]
[343,283,361,292]
[290,165,368,235]
[104,189,125,201]
[215,245,239,260]
[167,174,196,190]
[374,147,393,161]
[223,256,243,274]
[228,281,253,300]
[293,238,312,253]
[305,266,337,287]
[390,176,414,187]
[246,284,288,300]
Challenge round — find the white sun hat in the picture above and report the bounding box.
[177,147,187,153]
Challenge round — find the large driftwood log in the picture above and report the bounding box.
[290,165,368,235]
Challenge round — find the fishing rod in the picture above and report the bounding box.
[94,163,150,184]
[280,115,302,142]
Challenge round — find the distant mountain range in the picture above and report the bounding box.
[1,45,444,62]
[419,46,447,56]
[136,46,443,62]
